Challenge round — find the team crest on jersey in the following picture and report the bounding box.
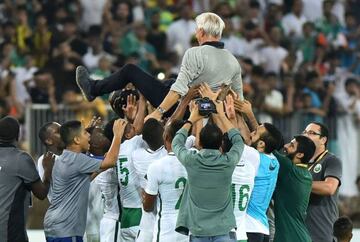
[237,159,245,167]
[314,164,322,173]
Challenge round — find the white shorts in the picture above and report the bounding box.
[135,209,156,242]
[100,217,120,242]
[121,226,140,242]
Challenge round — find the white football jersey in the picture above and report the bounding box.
[131,146,167,189]
[37,154,59,181]
[145,153,189,242]
[95,168,119,220]
[117,135,146,208]
[232,145,260,241]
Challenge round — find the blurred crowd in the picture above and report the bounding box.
[0,0,359,225]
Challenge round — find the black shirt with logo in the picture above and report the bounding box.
[306,152,342,242]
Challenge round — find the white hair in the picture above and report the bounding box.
[195,12,225,38]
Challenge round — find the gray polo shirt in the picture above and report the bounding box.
[170,42,243,99]
[0,145,40,242]
[306,152,342,242]
[44,150,102,238]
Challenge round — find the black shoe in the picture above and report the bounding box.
[76,66,96,102]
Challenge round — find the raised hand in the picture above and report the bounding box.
[213,100,226,117]
[184,84,200,102]
[188,101,203,123]
[113,119,128,138]
[234,100,253,116]
[85,116,102,132]
[122,94,138,122]
[199,83,221,101]
[225,95,236,120]
[42,151,55,173]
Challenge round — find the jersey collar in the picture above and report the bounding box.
[201,41,224,49]
[146,146,164,154]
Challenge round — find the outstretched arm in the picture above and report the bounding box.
[31,151,55,200]
[133,93,147,134]
[235,100,259,132]
[167,85,200,124]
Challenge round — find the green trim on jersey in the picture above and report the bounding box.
[114,221,119,242]
[120,207,142,228]
[238,240,247,242]
[156,195,163,242]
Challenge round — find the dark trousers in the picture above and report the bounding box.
[92,64,175,108]
[247,233,270,242]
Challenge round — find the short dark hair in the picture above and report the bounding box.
[252,65,264,77]
[200,123,223,149]
[244,20,257,31]
[109,89,139,118]
[305,71,319,82]
[310,122,329,147]
[249,0,260,9]
[264,72,277,79]
[294,135,316,164]
[166,120,186,142]
[60,120,82,146]
[262,123,284,153]
[333,217,353,240]
[345,78,359,88]
[38,122,55,146]
[103,118,115,142]
[142,118,164,151]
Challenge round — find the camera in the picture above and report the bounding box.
[196,98,217,117]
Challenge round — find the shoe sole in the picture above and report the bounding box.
[76,66,92,102]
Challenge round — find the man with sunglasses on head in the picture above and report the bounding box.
[302,122,342,242]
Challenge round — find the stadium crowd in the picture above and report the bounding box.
[0,0,359,242]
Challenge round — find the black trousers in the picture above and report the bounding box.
[92,64,175,108]
[247,233,270,242]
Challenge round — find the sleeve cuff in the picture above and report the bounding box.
[178,128,189,136]
[227,128,240,139]
[170,85,187,97]
[144,188,158,196]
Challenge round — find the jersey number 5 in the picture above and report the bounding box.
[175,177,187,210]
[118,157,129,186]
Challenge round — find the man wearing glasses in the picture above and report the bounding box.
[302,122,342,242]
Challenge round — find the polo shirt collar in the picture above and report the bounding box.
[199,149,222,156]
[201,41,224,49]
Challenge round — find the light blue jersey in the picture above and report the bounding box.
[246,153,279,234]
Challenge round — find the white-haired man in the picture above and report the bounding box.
[76,12,243,119]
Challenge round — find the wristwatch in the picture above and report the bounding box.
[157,106,166,115]
[184,120,193,127]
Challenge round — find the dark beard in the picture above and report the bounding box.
[286,152,296,161]
[251,138,260,150]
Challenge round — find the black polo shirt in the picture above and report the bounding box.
[0,144,40,242]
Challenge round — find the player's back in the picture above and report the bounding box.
[232,145,260,241]
[117,135,145,209]
[131,146,167,189]
[146,153,188,242]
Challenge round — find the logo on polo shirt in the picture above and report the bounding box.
[314,164,322,173]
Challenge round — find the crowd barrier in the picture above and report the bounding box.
[25,104,78,158]
[24,104,359,165]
